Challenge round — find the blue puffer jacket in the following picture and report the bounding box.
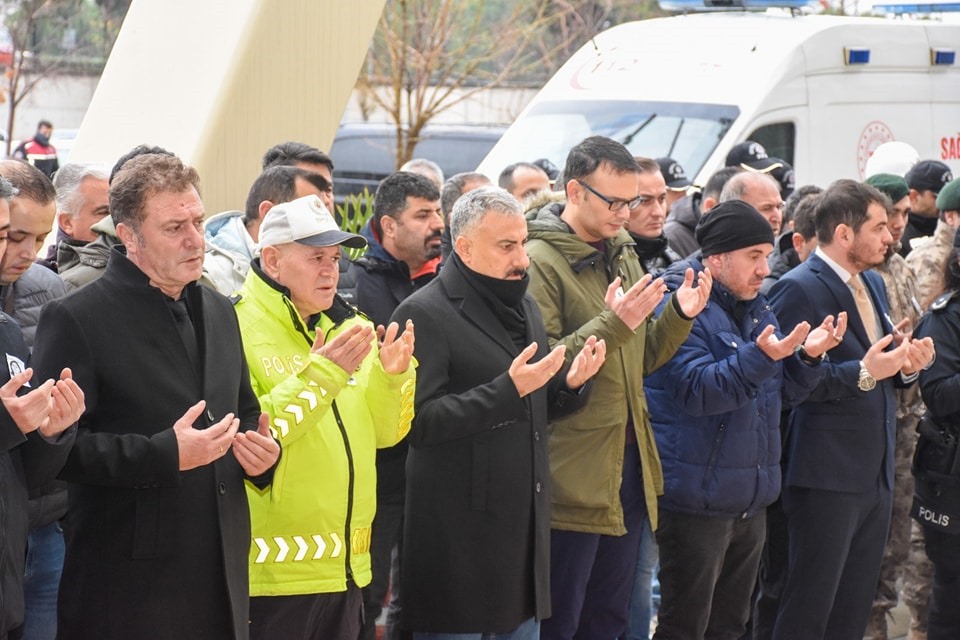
[646,257,824,518]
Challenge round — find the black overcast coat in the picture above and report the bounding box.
[0,314,74,636]
[391,258,588,633]
[32,249,270,640]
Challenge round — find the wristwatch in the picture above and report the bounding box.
[858,360,876,392]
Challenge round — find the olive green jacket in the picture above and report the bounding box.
[525,203,692,534]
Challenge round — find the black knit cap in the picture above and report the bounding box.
[696,200,775,257]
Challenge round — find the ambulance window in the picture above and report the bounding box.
[747,123,795,166]
[479,100,739,182]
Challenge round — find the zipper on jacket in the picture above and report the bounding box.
[331,400,355,583]
[286,293,358,583]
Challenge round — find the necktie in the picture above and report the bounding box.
[849,275,879,344]
[168,297,200,375]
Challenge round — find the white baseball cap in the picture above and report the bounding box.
[258,195,366,250]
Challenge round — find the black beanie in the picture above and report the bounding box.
[696,200,775,257]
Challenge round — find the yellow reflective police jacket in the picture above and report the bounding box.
[234,264,414,596]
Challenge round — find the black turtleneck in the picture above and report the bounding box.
[451,252,529,350]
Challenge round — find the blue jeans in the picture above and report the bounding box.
[624,517,658,640]
[413,617,540,640]
[21,521,64,640]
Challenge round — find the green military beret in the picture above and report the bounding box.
[937,178,960,213]
[865,173,909,203]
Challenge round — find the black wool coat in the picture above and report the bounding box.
[32,249,270,640]
[391,259,587,634]
[0,314,74,636]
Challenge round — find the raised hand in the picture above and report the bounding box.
[675,267,713,318]
[173,400,241,471]
[861,334,909,381]
[566,336,606,389]
[378,320,415,375]
[38,368,85,438]
[233,412,281,477]
[756,322,811,361]
[901,336,935,376]
[0,367,53,435]
[604,275,666,331]
[312,323,374,374]
[802,312,848,358]
[509,343,566,398]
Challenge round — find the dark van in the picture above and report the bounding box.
[330,122,506,204]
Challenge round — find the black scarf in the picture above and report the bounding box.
[451,252,529,350]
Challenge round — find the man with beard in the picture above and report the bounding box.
[346,170,443,640]
[768,179,935,639]
[646,200,842,640]
[391,186,605,638]
[862,173,930,640]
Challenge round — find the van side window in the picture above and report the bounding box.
[747,123,796,167]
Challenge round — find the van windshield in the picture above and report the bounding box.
[483,100,739,182]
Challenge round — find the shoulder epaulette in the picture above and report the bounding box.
[930,289,959,312]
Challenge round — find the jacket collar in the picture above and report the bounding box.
[244,258,356,338]
[805,253,888,348]
[438,256,529,358]
[526,201,637,272]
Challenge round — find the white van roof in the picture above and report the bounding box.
[479,12,960,186]
[535,12,956,110]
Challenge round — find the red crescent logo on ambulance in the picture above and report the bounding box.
[857,121,895,179]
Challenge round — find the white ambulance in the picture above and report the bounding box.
[477,2,960,187]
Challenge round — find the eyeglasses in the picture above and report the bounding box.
[577,180,642,211]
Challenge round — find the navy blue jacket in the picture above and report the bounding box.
[768,254,900,493]
[646,258,823,518]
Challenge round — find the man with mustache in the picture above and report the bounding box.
[341,170,444,640]
[391,186,605,638]
[768,179,935,639]
[645,200,844,639]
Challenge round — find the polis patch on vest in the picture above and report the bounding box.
[912,500,958,534]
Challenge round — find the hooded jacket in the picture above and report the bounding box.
[58,217,122,290]
[235,261,415,595]
[524,202,693,533]
[204,211,255,296]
